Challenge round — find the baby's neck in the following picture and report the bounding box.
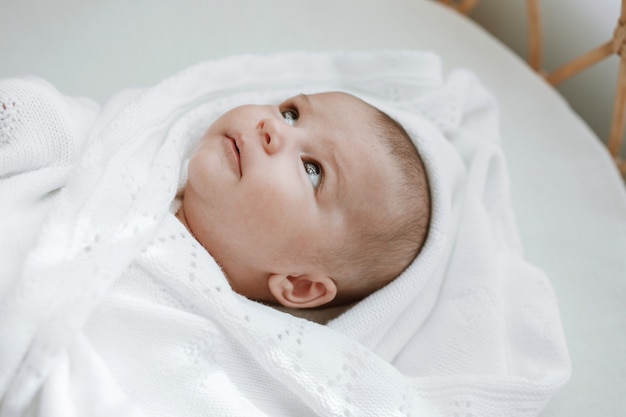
[174,204,190,231]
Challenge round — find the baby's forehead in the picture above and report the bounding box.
[306,91,379,115]
[304,93,382,143]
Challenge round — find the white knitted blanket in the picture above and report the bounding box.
[0,51,570,417]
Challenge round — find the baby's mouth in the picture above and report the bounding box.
[227,135,242,176]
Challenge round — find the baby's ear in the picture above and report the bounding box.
[268,273,337,309]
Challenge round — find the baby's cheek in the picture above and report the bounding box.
[186,154,208,185]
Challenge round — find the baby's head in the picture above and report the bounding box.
[177,92,430,308]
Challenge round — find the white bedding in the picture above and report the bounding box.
[1,1,625,416]
[1,50,570,417]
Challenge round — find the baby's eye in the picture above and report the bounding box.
[303,160,322,188]
[281,109,299,126]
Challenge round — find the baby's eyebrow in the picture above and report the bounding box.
[292,93,311,111]
[328,146,341,203]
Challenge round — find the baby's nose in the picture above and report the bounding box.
[257,118,285,155]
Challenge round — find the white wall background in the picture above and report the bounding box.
[470,0,624,158]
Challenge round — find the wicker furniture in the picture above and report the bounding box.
[441,0,626,175]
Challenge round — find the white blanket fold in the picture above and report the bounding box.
[0,51,570,417]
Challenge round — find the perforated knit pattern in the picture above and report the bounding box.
[0,52,570,417]
[0,97,17,145]
[0,78,80,177]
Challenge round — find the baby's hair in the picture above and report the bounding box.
[330,106,431,305]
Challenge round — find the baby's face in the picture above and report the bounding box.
[180,92,403,302]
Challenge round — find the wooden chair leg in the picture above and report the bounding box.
[609,55,626,162]
[527,0,543,71]
[437,0,479,16]
[546,42,613,86]
[457,0,480,15]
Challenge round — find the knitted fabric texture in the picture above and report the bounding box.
[0,51,570,417]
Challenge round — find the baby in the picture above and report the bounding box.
[175,91,431,309]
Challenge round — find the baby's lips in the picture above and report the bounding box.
[225,134,242,177]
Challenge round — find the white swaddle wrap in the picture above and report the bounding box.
[0,51,570,417]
